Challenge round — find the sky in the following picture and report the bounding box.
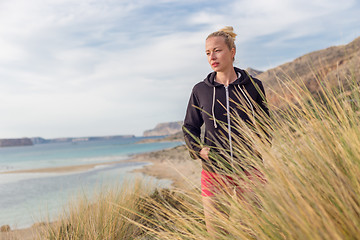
[0,0,359,138]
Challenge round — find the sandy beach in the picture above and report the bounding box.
[0,144,202,239]
[128,144,202,190]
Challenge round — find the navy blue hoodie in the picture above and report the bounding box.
[182,67,269,172]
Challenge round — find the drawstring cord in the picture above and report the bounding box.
[212,87,218,128]
[211,80,255,174]
[212,85,255,128]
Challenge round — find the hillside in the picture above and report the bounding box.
[257,36,360,107]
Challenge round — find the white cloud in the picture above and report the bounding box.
[190,0,358,43]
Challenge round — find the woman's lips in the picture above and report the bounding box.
[212,62,219,67]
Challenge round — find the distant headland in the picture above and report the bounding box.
[0,135,135,148]
[0,138,33,147]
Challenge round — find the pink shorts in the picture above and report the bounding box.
[201,169,265,197]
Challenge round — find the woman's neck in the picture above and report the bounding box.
[215,68,237,87]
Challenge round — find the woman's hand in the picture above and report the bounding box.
[200,147,210,161]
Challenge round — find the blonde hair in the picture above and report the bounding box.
[206,26,237,51]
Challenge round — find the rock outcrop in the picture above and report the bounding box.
[143,121,183,137]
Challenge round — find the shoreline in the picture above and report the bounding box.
[0,160,127,174]
[0,145,201,190]
[0,144,202,239]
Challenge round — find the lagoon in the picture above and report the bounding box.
[0,137,182,229]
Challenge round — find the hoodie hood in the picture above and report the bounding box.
[204,67,251,87]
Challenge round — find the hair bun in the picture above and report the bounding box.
[219,26,237,41]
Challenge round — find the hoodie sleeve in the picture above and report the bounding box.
[182,88,204,159]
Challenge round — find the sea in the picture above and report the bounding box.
[0,137,183,229]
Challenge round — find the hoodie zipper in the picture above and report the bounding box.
[225,86,234,170]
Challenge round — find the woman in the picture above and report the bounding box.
[182,26,269,236]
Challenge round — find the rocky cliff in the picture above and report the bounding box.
[143,121,183,137]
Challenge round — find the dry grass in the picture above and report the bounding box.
[42,70,360,239]
[40,180,155,240]
[129,70,360,239]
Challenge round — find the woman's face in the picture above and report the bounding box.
[205,36,235,73]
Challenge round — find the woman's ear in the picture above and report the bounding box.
[231,48,236,61]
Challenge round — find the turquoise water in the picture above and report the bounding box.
[0,137,183,229]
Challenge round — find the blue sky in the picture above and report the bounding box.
[1,0,359,138]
